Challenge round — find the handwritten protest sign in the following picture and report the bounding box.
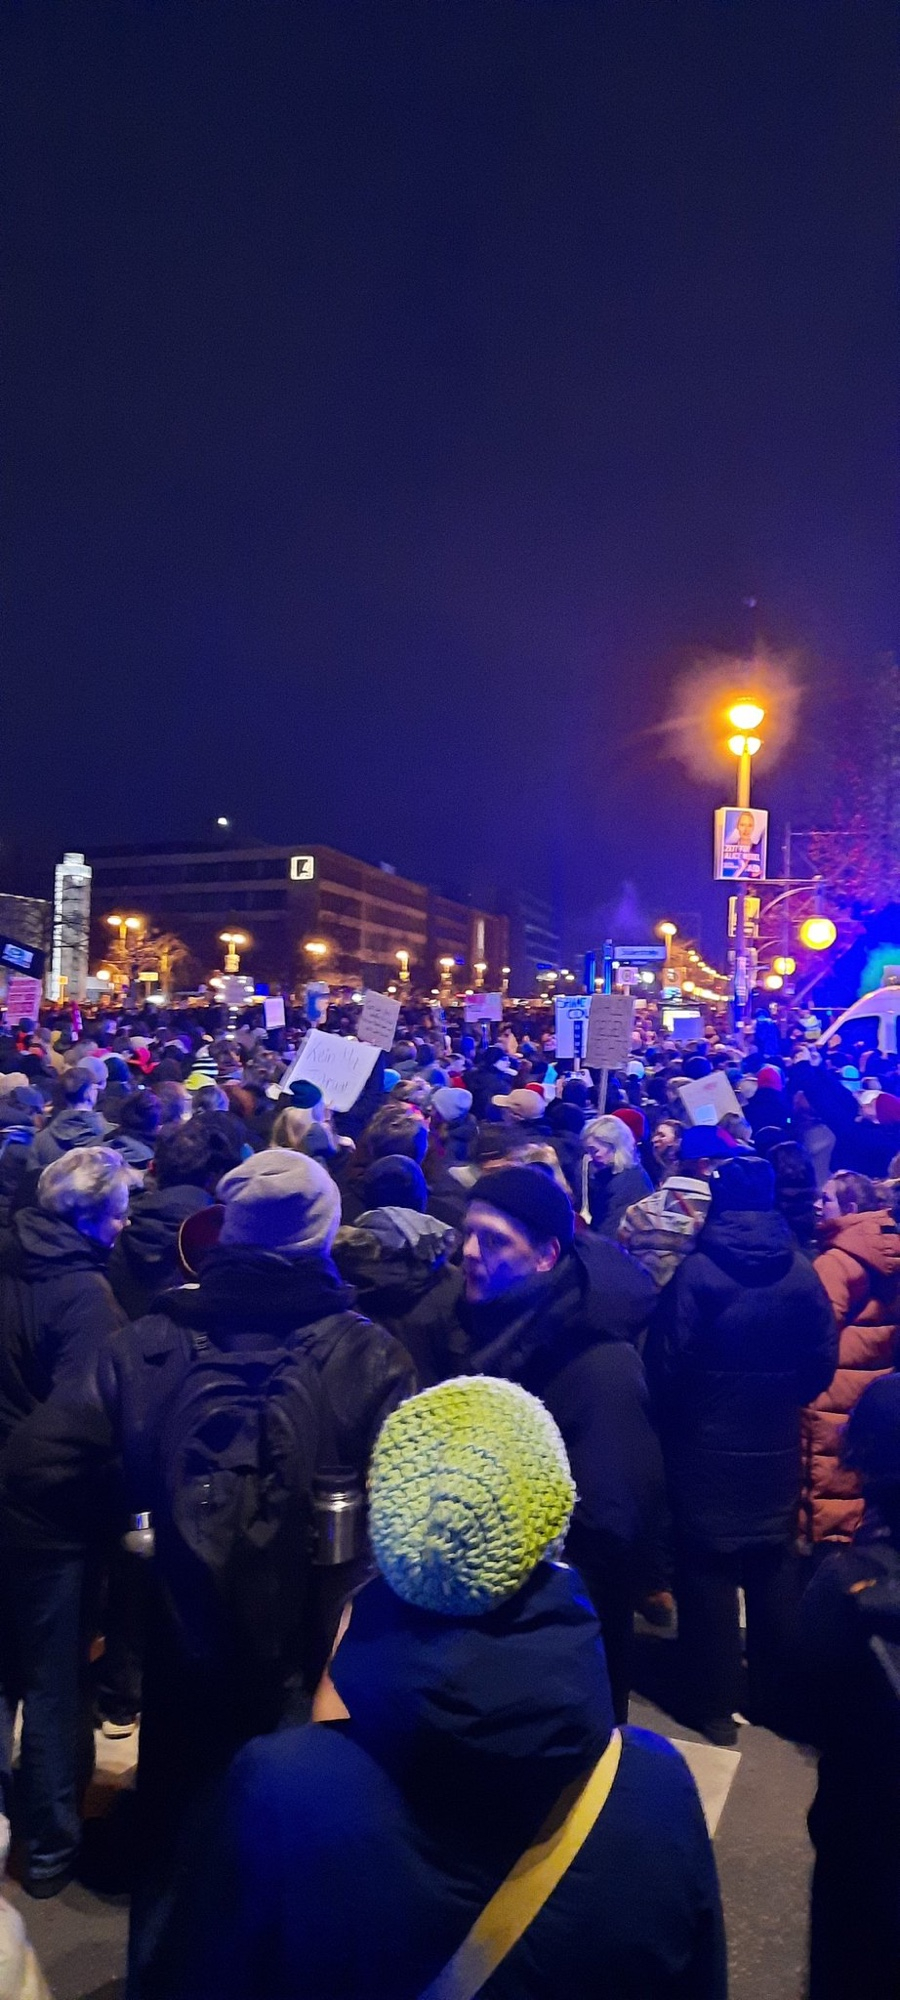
[357,990,402,1052]
[279,1029,380,1111]
[678,1070,742,1127]
[264,996,286,1030]
[584,993,635,1071]
[554,994,592,1058]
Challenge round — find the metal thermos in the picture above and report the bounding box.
[122,1510,155,1558]
[311,1471,365,1567]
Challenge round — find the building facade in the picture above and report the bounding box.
[88,840,509,995]
[506,890,561,997]
[50,853,92,1002]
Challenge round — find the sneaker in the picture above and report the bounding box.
[21,1861,76,1900]
[100,1716,139,1740]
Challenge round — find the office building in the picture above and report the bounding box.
[506,890,561,996]
[88,840,509,994]
[50,852,92,1002]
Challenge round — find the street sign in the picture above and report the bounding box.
[613,944,666,963]
[617,966,639,985]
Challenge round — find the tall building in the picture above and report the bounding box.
[0,894,51,958]
[50,852,92,1001]
[506,890,561,997]
[87,840,508,994]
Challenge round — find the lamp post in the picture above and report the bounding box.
[439,956,455,998]
[473,959,487,992]
[106,913,143,1004]
[656,920,677,979]
[219,930,248,975]
[726,699,765,1038]
[395,948,410,987]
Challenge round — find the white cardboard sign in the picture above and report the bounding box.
[677,1070,742,1127]
[584,993,635,1071]
[263,996,286,1030]
[279,1029,380,1111]
[5,975,42,1026]
[357,989,402,1052]
[554,994,592,1059]
[464,992,503,1024]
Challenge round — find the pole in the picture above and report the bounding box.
[732,750,751,1040]
[598,938,613,1111]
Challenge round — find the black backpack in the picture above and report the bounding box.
[151,1328,323,1692]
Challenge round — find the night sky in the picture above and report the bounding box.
[3,1,897,948]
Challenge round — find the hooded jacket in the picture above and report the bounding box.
[160,1563,726,2000]
[587,1162,654,1239]
[0,1208,125,1446]
[107,1183,213,1320]
[801,1210,900,1544]
[413,1242,663,1566]
[647,1205,838,1548]
[30,1105,111,1169]
[332,1207,461,1374]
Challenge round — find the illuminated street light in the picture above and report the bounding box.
[395,948,410,985]
[765,973,784,991]
[727,700,766,1037]
[728,701,765,733]
[800,916,837,952]
[773,955,796,977]
[473,958,487,991]
[305,940,328,960]
[220,929,249,974]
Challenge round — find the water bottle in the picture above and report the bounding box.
[121,1510,155,1558]
[311,1471,365,1567]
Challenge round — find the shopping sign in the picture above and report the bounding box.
[584,993,635,1071]
[4,974,42,1026]
[554,994,592,1058]
[357,989,402,1052]
[278,1029,380,1111]
[714,807,769,882]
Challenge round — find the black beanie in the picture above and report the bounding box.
[469,1165,575,1250]
[708,1154,775,1215]
[361,1154,429,1214]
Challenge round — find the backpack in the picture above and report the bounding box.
[151,1328,324,1695]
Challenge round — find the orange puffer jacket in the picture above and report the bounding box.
[801,1209,900,1545]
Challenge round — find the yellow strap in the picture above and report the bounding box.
[418,1728,623,2000]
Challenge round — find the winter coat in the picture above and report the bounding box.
[801,1210,900,1544]
[107,1130,155,1172]
[646,1206,838,1549]
[332,1207,461,1374]
[744,1086,789,1140]
[788,1536,900,1998]
[107,1184,213,1320]
[587,1162,653,1238]
[416,1244,663,1574]
[30,1106,112,1169]
[0,1209,125,1448]
[160,1562,727,2000]
[0,1248,415,1561]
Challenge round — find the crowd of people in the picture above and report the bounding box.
[0,991,898,1998]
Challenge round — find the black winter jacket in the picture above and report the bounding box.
[332,1207,461,1378]
[588,1162,654,1238]
[646,1207,837,1549]
[0,1209,125,1447]
[419,1244,663,1569]
[107,1184,212,1319]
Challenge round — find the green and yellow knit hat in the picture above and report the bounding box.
[369,1376,576,1617]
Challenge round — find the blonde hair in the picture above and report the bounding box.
[271,1105,316,1150]
[583,1115,637,1174]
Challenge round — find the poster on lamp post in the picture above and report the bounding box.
[714,807,768,882]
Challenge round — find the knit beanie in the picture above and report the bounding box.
[217,1147,341,1254]
[708,1153,776,1215]
[875,1092,900,1125]
[369,1376,576,1617]
[757,1065,783,1092]
[360,1154,428,1214]
[613,1105,646,1143]
[431,1085,473,1123]
[469,1165,575,1250]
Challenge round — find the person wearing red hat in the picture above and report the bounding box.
[612,1105,646,1147]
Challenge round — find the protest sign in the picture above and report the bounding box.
[554,994,592,1059]
[584,993,634,1071]
[263,995,286,1030]
[357,989,402,1052]
[5,975,42,1026]
[677,1070,742,1127]
[666,1011,704,1043]
[463,993,503,1024]
[279,1029,380,1111]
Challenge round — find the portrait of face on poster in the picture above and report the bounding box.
[714,807,768,882]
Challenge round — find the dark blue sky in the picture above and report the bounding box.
[3,1,897,943]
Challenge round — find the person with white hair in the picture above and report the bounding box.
[582,1114,653,1238]
[0,1148,128,1897]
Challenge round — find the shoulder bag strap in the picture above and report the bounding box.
[417,1727,623,2000]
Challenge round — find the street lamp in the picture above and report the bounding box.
[107,914,143,1003]
[220,930,248,974]
[656,920,677,976]
[395,949,410,986]
[438,956,456,996]
[727,698,766,1037]
[304,939,328,962]
[799,916,837,952]
[473,959,487,991]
